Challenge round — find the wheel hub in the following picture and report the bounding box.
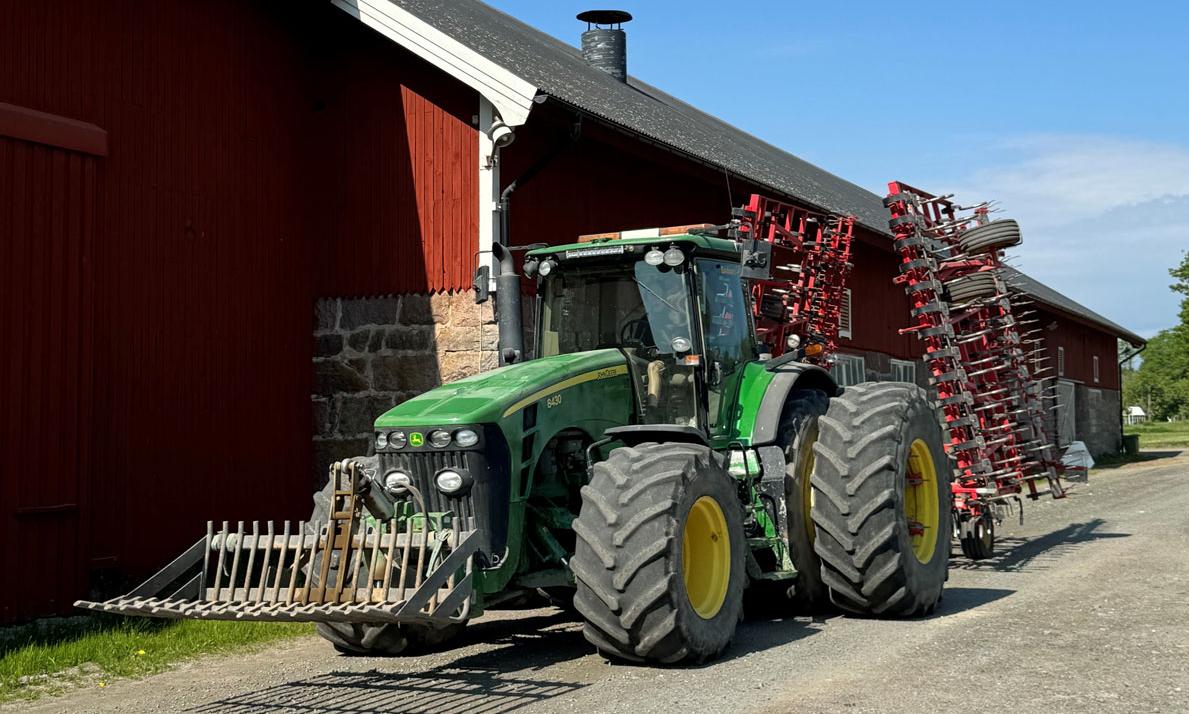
[682,496,730,619]
[904,439,940,563]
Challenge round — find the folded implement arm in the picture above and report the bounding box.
[730,193,855,362]
[884,181,1067,558]
[77,460,479,625]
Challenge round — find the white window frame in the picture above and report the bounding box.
[1057,346,1065,377]
[832,353,866,386]
[838,289,852,340]
[1093,355,1100,383]
[890,358,917,383]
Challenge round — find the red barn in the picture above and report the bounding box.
[0,0,1143,623]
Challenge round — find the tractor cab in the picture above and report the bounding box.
[524,231,757,437]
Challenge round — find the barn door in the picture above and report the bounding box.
[1055,380,1077,448]
[0,133,99,622]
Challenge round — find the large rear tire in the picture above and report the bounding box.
[778,390,831,610]
[307,467,467,656]
[811,383,951,616]
[571,443,746,664]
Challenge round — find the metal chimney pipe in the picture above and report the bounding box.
[577,10,632,82]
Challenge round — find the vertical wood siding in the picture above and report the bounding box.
[0,1,477,622]
[0,136,97,622]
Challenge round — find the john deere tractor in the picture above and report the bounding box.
[80,223,950,664]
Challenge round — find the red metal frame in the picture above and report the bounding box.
[731,194,854,364]
[884,182,1065,529]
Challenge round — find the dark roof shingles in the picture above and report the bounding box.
[386,0,1143,345]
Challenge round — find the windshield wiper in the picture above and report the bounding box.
[634,277,681,312]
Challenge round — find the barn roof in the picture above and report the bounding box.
[338,0,1145,346]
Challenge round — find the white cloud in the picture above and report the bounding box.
[930,135,1189,338]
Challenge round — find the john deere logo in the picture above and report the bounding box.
[409,432,424,447]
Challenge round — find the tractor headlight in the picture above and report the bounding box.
[662,247,685,266]
[435,469,472,495]
[454,428,479,448]
[388,430,407,449]
[428,429,452,448]
[384,470,412,495]
[644,248,665,266]
[375,431,388,449]
[538,259,556,276]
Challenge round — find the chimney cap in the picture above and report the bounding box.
[577,10,633,28]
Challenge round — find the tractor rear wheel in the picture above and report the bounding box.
[307,468,467,656]
[811,383,951,616]
[571,443,746,664]
[778,389,831,610]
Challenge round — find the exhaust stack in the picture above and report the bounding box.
[577,10,632,82]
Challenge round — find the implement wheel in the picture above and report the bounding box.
[811,383,951,616]
[306,471,467,656]
[572,443,745,664]
[959,512,995,560]
[778,389,831,610]
[959,219,1021,255]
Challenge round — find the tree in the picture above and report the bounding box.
[1125,252,1189,420]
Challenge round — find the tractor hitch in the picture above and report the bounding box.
[76,461,479,627]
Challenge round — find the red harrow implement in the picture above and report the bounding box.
[730,194,854,363]
[884,182,1066,559]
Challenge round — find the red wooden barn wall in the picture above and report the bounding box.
[0,0,478,623]
[1035,307,1120,390]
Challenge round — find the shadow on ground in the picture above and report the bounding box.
[950,518,1129,573]
[194,612,589,713]
[194,606,826,712]
[1093,449,1183,470]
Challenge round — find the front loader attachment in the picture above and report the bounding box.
[77,461,479,627]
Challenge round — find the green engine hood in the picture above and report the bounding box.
[374,349,628,427]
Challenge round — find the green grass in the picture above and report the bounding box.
[0,615,312,703]
[1124,420,1189,448]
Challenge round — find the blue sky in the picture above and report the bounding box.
[485,0,1189,338]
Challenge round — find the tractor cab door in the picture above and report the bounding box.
[694,259,758,437]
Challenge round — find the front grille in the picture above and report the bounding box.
[380,450,476,525]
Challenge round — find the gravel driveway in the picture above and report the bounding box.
[14,450,1189,714]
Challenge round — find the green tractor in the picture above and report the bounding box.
[80,226,950,665]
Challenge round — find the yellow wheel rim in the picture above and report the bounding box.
[798,430,817,544]
[682,496,731,619]
[904,439,940,564]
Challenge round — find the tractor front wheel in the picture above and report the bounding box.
[811,382,951,616]
[571,443,746,664]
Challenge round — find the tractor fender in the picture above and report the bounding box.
[750,363,839,447]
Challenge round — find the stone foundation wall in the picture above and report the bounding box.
[312,290,496,481]
[1075,385,1122,458]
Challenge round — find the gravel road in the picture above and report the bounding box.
[14,450,1189,714]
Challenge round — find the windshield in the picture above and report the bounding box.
[539,259,700,427]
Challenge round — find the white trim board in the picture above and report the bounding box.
[333,0,538,126]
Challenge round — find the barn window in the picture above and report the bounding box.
[1057,346,1065,377]
[832,353,866,386]
[890,358,917,383]
[1093,355,1100,383]
[838,289,852,339]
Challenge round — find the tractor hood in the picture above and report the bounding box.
[374,349,628,427]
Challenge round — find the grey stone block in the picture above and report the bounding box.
[385,327,432,352]
[315,299,338,332]
[372,354,440,394]
[340,297,399,330]
[347,329,371,354]
[315,333,343,358]
[313,359,368,396]
[312,397,331,435]
[398,294,435,325]
[335,394,392,436]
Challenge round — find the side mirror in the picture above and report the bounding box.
[473,265,491,304]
